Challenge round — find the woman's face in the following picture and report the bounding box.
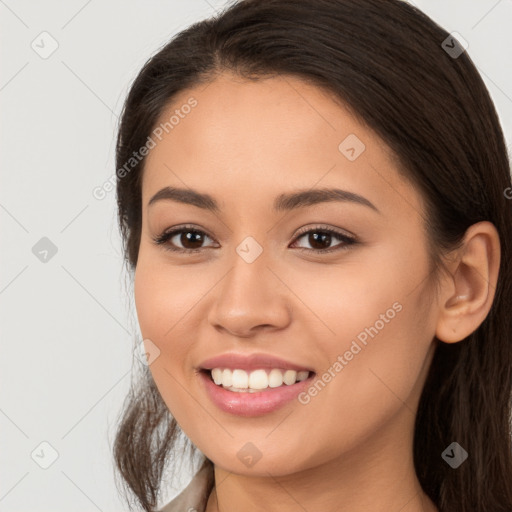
[134,72,440,476]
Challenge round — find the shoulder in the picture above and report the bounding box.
[156,460,215,512]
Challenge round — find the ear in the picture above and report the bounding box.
[435,221,501,343]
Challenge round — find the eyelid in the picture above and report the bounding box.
[292,223,355,240]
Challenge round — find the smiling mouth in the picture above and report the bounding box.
[200,368,316,393]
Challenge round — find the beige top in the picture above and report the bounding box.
[157,460,215,512]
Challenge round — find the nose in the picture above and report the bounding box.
[207,248,293,338]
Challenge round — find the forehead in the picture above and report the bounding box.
[141,72,423,219]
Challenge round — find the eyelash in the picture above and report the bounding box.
[152,224,357,255]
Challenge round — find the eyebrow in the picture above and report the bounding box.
[148,186,379,213]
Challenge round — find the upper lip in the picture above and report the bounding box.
[198,352,315,373]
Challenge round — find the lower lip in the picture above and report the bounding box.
[198,370,315,417]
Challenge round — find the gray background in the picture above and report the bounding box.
[1,1,511,510]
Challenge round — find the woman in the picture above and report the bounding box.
[112,1,512,511]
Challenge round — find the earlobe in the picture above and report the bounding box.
[435,221,500,344]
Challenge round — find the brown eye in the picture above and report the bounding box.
[153,226,217,253]
[175,230,206,250]
[291,226,357,253]
[306,231,333,250]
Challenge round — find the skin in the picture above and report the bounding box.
[133,72,500,512]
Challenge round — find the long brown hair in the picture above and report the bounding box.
[112,1,512,510]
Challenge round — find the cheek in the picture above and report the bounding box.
[289,249,434,446]
[290,301,433,469]
[134,264,165,342]
[287,243,421,350]
[133,258,189,376]
[133,260,197,420]
[133,253,222,388]
[134,255,202,340]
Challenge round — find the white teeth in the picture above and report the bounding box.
[297,370,309,382]
[248,369,268,390]
[209,368,311,391]
[268,368,283,388]
[283,369,297,385]
[232,369,248,388]
[211,368,223,385]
